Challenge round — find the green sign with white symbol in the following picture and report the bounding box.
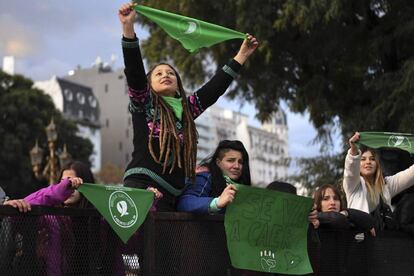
[78,184,154,243]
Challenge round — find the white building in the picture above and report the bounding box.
[2,56,15,75]
[33,77,102,172]
[195,105,290,187]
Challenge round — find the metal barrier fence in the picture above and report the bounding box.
[1,206,413,276]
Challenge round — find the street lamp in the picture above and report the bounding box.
[30,118,72,185]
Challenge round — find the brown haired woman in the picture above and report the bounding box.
[314,184,375,232]
[118,3,258,211]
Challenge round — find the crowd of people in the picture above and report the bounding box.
[1,2,414,274]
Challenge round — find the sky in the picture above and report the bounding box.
[0,0,340,174]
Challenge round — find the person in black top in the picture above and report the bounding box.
[118,3,258,210]
[313,184,375,233]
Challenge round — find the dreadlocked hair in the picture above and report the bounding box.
[147,63,198,180]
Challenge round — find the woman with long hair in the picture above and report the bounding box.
[118,3,258,211]
[177,140,251,213]
[344,132,414,228]
[314,184,375,232]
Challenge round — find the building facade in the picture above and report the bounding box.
[33,77,102,172]
[195,105,290,187]
[64,62,132,171]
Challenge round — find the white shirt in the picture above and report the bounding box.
[343,150,414,213]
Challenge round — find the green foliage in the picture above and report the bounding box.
[0,71,93,198]
[136,0,414,142]
[136,0,414,194]
[289,153,344,196]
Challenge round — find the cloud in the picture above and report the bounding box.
[19,58,72,81]
[0,14,42,57]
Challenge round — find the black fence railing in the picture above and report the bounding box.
[1,206,413,276]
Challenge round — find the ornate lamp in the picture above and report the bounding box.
[58,144,72,169]
[30,118,71,185]
[30,140,43,180]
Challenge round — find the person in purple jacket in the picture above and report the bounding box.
[5,161,92,209]
[5,161,161,275]
[4,161,93,276]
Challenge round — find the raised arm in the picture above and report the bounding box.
[385,163,414,197]
[24,178,82,206]
[190,34,258,116]
[119,3,148,93]
[343,132,362,195]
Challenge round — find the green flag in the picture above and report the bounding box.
[78,184,154,243]
[134,5,246,53]
[224,184,313,274]
[357,132,414,154]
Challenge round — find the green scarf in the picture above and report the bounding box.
[224,175,241,185]
[78,184,154,243]
[134,5,246,53]
[356,131,414,154]
[162,96,183,121]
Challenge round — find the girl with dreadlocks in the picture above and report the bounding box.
[119,3,258,211]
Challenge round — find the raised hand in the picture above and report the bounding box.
[308,207,320,229]
[349,132,360,156]
[70,177,83,189]
[217,184,237,209]
[147,186,164,200]
[234,33,259,65]
[119,2,137,38]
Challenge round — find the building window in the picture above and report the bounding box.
[63,89,73,101]
[78,110,83,118]
[88,95,97,107]
[105,84,109,93]
[76,92,85,104]
[106,119,109,128]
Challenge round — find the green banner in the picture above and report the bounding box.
[134,5,246,53]
[224,184,313,274]
[78,184,154,243]
[357,131,414,154]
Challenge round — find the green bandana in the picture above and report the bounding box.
[134,5,246,53]
[224,184,313,274]
[162,96,183,120]
[224,175,241,185]
[357,132,414,154]
[78,184,154,243]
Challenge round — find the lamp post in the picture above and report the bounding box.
[30,118,72,185]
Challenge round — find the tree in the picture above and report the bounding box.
[135,0,414,142]
[0,71,93,198]
[289,154,344,197]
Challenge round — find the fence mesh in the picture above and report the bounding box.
[1,206,414,276]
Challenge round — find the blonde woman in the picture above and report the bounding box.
[344,132,414,217]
